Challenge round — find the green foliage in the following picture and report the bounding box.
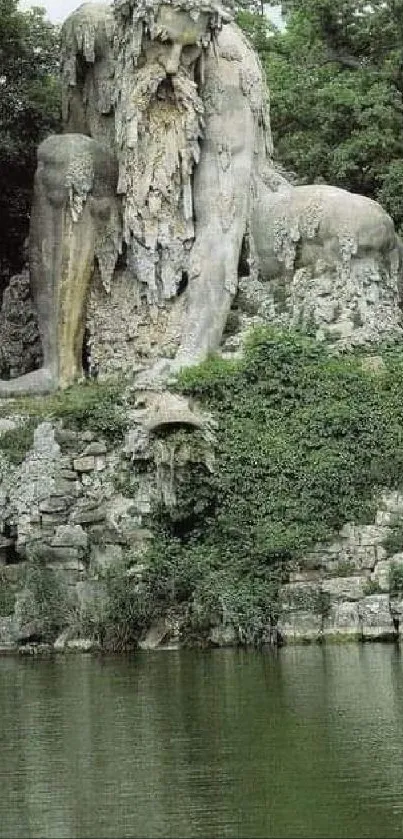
[0,568,16,615]
[363,579,382,596]
[0,417,36,463]
[383,522,403,557]
[79,570,153,652]
[18,562,72,643]
[237,1,403,231]
[389,562,403,595]
[0,0,61,279]
[47,378,129,444]
[141,328,403,644]
[0,378,129,458]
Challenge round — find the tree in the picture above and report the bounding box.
[237,1,403,232]
[0,0,61,283]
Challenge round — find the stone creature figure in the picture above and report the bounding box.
[0,0,401,395]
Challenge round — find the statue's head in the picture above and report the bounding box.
[115,0,233,75]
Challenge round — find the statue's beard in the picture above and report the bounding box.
[115,60,205,303]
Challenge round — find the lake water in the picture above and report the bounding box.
[1,645,403,838]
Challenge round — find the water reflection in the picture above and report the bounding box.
[1,646,403,837]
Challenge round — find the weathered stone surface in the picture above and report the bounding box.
[144,392,207,433]
[138,619,178,650]
[371,555,403,592]
[358,594,396,640]
[73,456,96,473]
[75,580,108,618]
[0,616,18,650]
[252,184,402,347]
[70,503,106,525]
[39,496,71,514]
[0,270,42,380]
[279,582,322,611]
[51,524,88,550]
[40,546,81,563]
[8,422,62,549]
[59,469,79,481]
[39,512,69,528]
[53,628,71,651]
[322,601,361,641]
[277,611,322,644]
[209,625,237,646]
[66,637,98,652]
[126,563,150,579]
[0,418,19,435]
[82,441,107,456]
[321,576,368,601]
[90,543,124,575]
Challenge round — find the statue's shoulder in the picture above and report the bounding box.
[215,23,262,76]
[62,2,115,58]
[207,23,267,118]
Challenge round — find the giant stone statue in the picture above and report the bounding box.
[0,0,402,395]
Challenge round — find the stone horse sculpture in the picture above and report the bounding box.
[0,0,401,395]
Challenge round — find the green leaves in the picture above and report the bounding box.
[145,329,403,644]
[238,0,403,230]
[0,0,61,278]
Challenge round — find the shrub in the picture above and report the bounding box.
[0,418,36,464]
[16,563,73,643]
[383,524,403,558]
[141,328,403,643]
[79,569,153,651]
[0,377,129,463]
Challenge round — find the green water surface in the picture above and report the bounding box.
[1,645,403,838]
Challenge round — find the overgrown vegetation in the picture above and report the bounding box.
[137,328,403,644]
[0,377,129,463]
[0,0,61,283]
[16,561,73,643]
[383,522,403,557]
[5,330,403,646]
[0,417,37,464]
[237,1,403,233]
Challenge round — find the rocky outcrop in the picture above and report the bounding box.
[276,491,403,645]
[0,391,213,652]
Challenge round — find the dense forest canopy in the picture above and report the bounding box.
[0,0,60,283]
[237,0,403,232]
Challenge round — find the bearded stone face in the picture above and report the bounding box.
[151,6,210,75]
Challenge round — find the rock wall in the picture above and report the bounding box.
[0,400,212,653]
[86,268,185,377]
[1,398,403,653]
[277,491,403,645]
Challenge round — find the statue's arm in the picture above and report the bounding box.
[176,38,257,366]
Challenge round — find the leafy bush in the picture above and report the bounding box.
[0,418,37,464]
[141,328,403,644]
[237,1,403,232]
[79,570,153,651]
[0,377,129,463]
[16,563,73,643]
[47,379,129,444]
[0,0,61,280]
[383,523,403,557]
